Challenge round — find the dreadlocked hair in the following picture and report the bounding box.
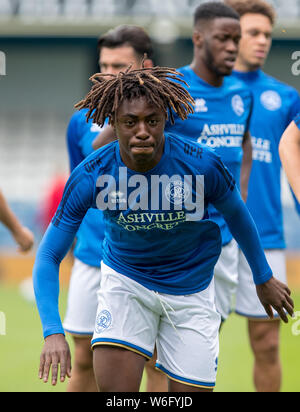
[75,65,195,127]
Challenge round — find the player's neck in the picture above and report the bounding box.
[190,60,224,87]
[234,58,261,73]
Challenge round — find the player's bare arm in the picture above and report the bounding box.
[92,125,117,150]
[0,189,34,252]
[240,130,252,202]
[279,120,300,203]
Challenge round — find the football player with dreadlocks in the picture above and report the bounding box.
[33,66,293,392]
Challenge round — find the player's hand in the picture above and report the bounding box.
[13,226,34,253]
[39,334,72,386]
[256,276,294,323]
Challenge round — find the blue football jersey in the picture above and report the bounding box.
[165,65,253,245]
[66,109,106,267]
[54,134,238,295]
[232,70,300,249]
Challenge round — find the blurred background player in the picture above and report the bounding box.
[225,0,300,392]
[165,2,253,324]
[0,189,34,253]
[279,113,300,202]
[62,24,167,392]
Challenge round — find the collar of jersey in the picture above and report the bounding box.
[232,69,262,82]
[184,65,227,90]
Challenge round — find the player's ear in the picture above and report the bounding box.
[108,115,115,128]
[143,59,154,69]
[192,30,204,48]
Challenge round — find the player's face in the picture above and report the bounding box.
[99,46,141,76]
[201,17,241,76]
[111,97,166,171]
[237,13,272,70]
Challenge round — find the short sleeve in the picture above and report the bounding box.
[287,90,300,126]
[294,112,300,130]
[66,111,85,172]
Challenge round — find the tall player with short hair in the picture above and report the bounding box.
[225,0,300,392]
[63,25,163,392]
[33,66,293,392]
[165,1,253,323]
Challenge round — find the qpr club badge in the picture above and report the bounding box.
[231,94,245,116]
[95,310,112,334]
[260,90,282,111]
[165,180,190,205]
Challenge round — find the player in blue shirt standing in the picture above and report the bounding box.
[33,66,294,392]
[63,25,157,392]
[92,5,252,389]
[280,113,300,202]
[165,2,253,325]
[225,0,300,392]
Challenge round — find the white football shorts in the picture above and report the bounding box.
[92,262,221,389]
[214,240,239,320]
[235,249,287,319]
[63,258,101,336]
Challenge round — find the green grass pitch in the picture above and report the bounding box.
[0,283,299,392]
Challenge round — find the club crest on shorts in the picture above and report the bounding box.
[260,90,282,111]
[95,310,112,333]
[165,180,190,205]
[231,94,244,116]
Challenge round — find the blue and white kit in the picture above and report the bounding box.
[232,69,300,318]
[165,65,253,319]
[33,134,272,388]
[62,109,106,335]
